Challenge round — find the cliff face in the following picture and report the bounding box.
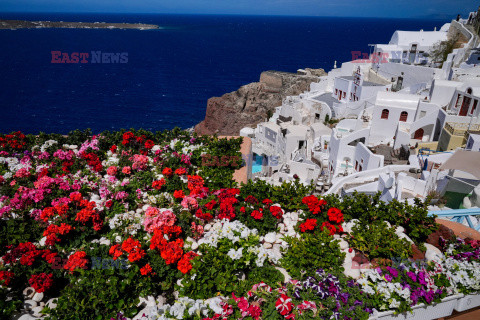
[195,69,325,136]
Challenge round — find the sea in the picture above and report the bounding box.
[0,13,445,134]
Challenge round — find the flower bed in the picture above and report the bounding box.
[0,129,479,320]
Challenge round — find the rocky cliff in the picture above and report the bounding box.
[194,69,326,135]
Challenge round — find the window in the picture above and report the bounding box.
[358,165,363,172]
[343,92,346,99]
[355,161,358,170]
[471,100,478,115]
[414,128,424,140]
[455,94,462,109]
[399,111,408,122]
[467,88,473,95]
[335,89,338,95]
[381,109,389,119]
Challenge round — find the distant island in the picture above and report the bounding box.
[0,19,160,30]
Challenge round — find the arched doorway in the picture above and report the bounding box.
[414,128,424,140]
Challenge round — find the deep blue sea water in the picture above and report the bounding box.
[0,13,445,134]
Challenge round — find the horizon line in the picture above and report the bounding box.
[0,11,453,21]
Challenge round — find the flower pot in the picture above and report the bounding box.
[455,294,480,312]
[370,294,461,320]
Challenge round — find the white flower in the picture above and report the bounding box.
[227,248,243,260]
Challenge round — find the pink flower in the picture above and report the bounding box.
[143,209,176,233]
[297,300,316,314]
[107,166,118,176]
[191,222,204,240]
[146,206,159,217]
[131,154,149,171]
[181,196,198,210]
[115,191,128,200]
[248,305,262,319]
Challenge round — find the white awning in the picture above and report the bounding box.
[439,150,480,179]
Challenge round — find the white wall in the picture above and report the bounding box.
[374,62,440,89]
[325,165,417,195]
[328,128,370,175]
[370,104,416,145]
[354,142,384,171]
[466,135,480,151]
[288,161,320,184]
[393,127,410,149]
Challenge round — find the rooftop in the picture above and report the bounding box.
[311,92,336,107]
[389,30,448,47]
[375,91,420,109]
[339,75,384,87]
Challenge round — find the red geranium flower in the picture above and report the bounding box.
[63,251,88,273]
[0,271,14,286]
[140,263,153,276]
[204,200,217,210]
[152,179,166,190]
[28,273,54,293]
[187,175,204,195]
[270,206,283,219]
[321,221,336,236]
[245,195,258,204]
[251,210,263,220]
[327,207,344,224]
[109,244,123,260]
[177,251,198,274]
[173,190,185,199]
[162,167,173,177]
[301,195,325,215]
[144,140,155,150]
[262,199,273,206]
[174,167,187,175]
[195,209,213,221]
[299,219,317,232]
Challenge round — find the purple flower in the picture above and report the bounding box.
[384,274,393,282]
[293,289,301,299]
[425,290,435,304]
[339,292,349,304]
[376,267,383,275]
[386,266,399,278]
[406,271,417,282]
[418,272,428,286]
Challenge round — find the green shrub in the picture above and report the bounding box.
[280,229,345,280]
[348,221,412,260]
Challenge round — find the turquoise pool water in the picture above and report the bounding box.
[252,154,263,173]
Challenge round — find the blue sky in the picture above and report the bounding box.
[0,0,477,18]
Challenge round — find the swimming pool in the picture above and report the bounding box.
[252,154,263,174]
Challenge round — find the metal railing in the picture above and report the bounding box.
[428,208,480,231]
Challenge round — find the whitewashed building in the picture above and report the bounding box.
[372,26,449,66]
